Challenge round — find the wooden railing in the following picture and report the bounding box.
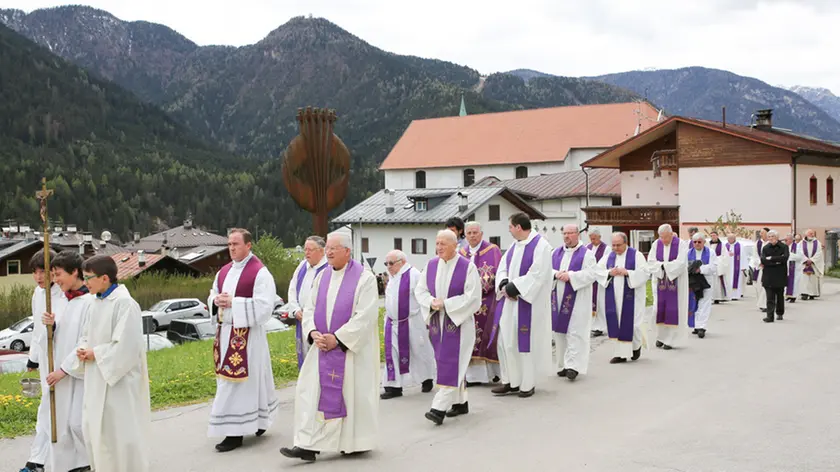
[583,206,680,226]
[651,149,678,177]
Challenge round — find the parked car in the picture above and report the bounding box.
[264,317,288,334]
[144,333,175,352]
[166,319,216,344]
[0,352,29,374]
[143,298,209,331]
[0,317,35,352]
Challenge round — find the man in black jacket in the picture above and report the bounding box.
[760,230,789,322]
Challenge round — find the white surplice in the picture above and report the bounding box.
[786,243,805,298]
[691,248,718,330]
[709,242,730,302]
[495,231,553,390]
[648,238,690,348]
[382,264,436,389]
[415,256,481,412]
[27,283,67,466]
[589,243,612,334]
[207,252,278,437]
[724,241,748,300]
[288,257,328,364]
[551,242,599,375]
[294,264,380,453]
[801,239,824,297]
[72,284,151,472]
[465,243,500,384]
[596,249,649,359]
[749,239,768,309]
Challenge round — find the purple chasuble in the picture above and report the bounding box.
[460,241,502,362]
[605,248,637,342]
[786,242,798,296]
[655,238,681,326]
[385,269,412,381]
[687,246,710,329]
[488,234,542,352]
[587,243,608,316]
[213,256,264,382]
[752,240,765,281]
[725,242,742,289]
[803,240,818,275]
[294,261,328,369]
[313,260,364,420]
[427,256,470,387]
[549,245,588,334]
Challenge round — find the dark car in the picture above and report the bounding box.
[166,319,216,344]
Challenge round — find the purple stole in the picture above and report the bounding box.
[427,256,470,387]
[460,241,502,361]
[586,243,608,316]
[687,246,710,329]
[488,235,542,352]
[385,269,412,381]
[294,261,328,369]
[605,248,637,342]
[654,238,681,326]
[752,240,765,281]
[786,243,798,296]
[550,245,588,334]
[313,260,364,420]
[803,240,819,275]
[213,256,264,382]
[712,243,727,297]
[725,242,741,289]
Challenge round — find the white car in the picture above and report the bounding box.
[144,333,175,352]
[0,317,35,352]
[142,298,210,331]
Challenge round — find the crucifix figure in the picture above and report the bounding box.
[35,177,58,443]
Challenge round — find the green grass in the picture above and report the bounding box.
[646,280,653,306]
[0,275,35,294]
[827,264,840,279]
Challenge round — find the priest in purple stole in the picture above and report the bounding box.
[800,229,824,300]
[748,228,770,312]
[281,233,380,462]
[208,229,278,453]
[461,222,503,385]
[380,250,436,399]
[587,229,612,337]
[550,223,599,381]
[491,213,553,396]
[709,231,730,303]
[647,224,689,350]
[784,233,805,302]
[725,233,747,300]
[597,232,649,363]
[415,230,481,425]
[287,236,328,370]
[688,233,717,339]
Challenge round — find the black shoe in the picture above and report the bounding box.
[445,402,469,417]
[661,344,673,350]
[788,298,796,303]
[610,357,627,364]
[557,369,568,377]
[518,387,535,398]
[380,387,403,400]
[22,463,44,472]
[340,450,369,456]
[215,436,243,452]
[713,300,720,304]
[591,330,604,337]
[697,329,706,339]
[760,308,768,313]
[69,468,91,472]
[763,317,774,323]
[655,341,664,348]
[256,429,266,437]
[421,379,434,393]
[425,409,445,425]
[280,446,318,462]
[777,314,783,321]
[632,348,642,361]
[691,329,698,335]
[801,295,808,301]
[465,381,482,387]
[491,376,500,383]
[566,369,579,381]
[491,383,519,396]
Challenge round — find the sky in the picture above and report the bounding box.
[1,0,839,94]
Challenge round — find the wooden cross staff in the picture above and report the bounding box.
[35,177,57,443]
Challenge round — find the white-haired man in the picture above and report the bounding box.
[550,223,599,381]
[784,233,804,303]
[597,232,648,363]
[288,236,329,370]
[381,250,436,399]
[587,228,612,337]
[415,229,481,425]
[688,233,717,339]
[760,230,789,322]
[647,224,689,350]
[708,231,730,304]
[749,228,770,312]
[800,229,824,300]
[724,233,747,300]
[281,233,380,462]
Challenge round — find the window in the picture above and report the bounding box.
[361,238,370,253]
[489,204,501,221]
[393,238,403,250]
[463,168,475,187]
[489,236,501,247]
[415,199,428,212]
[828,176,834,205]
[415,170,426,189]
[515,166,528,179]
[810,175,818,205]
[411,238,427,255]
[6,260,20,275]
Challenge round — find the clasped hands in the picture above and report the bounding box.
[310,331,339,351]
[430,298,445,311]
[214,292,233,309]
[554,271,571,282]
[608,267,629,277]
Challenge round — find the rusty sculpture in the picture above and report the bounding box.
[282,107,351,237]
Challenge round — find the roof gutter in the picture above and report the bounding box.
[792,155,798,232]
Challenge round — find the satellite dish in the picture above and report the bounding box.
[100,230,112,242]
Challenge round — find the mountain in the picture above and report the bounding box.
[594,67,840,140]
[788,85,840,124]
[506,69,554,83]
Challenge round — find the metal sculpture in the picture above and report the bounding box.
[282,107,351,237]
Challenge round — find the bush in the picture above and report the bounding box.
[0,285,33,330]
[252,234,303,298]
[122,273,215,310]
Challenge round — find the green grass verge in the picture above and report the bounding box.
[827,265,840,279]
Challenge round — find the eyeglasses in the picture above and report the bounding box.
[82,274,100,281]
[384,261,401,267]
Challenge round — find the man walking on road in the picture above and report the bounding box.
[760,230,789,323]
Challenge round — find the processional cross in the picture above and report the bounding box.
[35,177,58,443]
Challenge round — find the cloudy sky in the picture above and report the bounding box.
[2,0,839,93]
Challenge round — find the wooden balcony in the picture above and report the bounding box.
[583,206,680,227]
[651,149,678,177]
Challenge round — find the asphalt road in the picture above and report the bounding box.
[3,280,839,471]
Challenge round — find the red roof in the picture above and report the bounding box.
[111,252,164,280]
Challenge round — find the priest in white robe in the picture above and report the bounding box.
[586,229,612,337]
[74,255,151,472]
[724,233,747,301]
[647,224,689,350]
[551,224,599,380]
[281,233,380,462]
[800,229,824,300]
[380,250,435,399]
[207,228,278,452]
[415,230,481,425]
[688,233,718,339]
[749,228,770,312]
[709,232,730,303]
[491,213,553,396]
[597,232,648,363]
[785,233,805,302]
[288,236,329,370]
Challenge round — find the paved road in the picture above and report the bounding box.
[3,281,840,471]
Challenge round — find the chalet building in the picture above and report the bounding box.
[124,216,230,274]
[110,252,201,281]
[0,224,122,277]
[581,109,840,253]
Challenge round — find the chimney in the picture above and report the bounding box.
[138,250,146,267]
[67,225,77,233]
[384,189,395,214]
[755,109,773,129]
[458,192,468,212]
[161,245,168,257]
[99,240,106,248]
[133,232,140,243]
[184,215,193,230]
[83,232,93,245]
[722,106,726,128]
